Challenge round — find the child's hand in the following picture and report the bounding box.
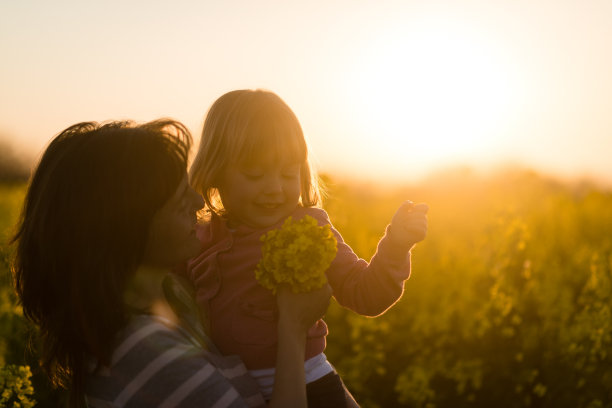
[389,200,429,247]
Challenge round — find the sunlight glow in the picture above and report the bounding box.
[345,21,521,169]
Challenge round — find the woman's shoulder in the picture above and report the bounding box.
[86,315,257,408]
[85,316,197,404]
[116,315,194,356]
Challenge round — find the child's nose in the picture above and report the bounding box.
[263,174,283,194]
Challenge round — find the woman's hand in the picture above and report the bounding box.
[269,284,332,408]
[276,283,332,334]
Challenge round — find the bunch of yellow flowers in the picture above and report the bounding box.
[255,215,338,293]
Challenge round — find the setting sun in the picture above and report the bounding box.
[1,1,610,183]
[343,20,523,169]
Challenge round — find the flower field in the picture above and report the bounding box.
[1,169,611,407]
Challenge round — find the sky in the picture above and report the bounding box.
[1,0,611,184]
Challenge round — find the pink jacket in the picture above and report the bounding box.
[184,207,412,370]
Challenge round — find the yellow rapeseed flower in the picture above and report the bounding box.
[255,215,337,293]
[0,364,36,407]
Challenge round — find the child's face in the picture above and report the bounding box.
[218,158,301,229]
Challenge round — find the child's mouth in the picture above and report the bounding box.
[258,203,281,209]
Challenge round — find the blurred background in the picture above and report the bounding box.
[1,1,611,406]
[1,0,611,184]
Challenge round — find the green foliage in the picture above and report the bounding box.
[1,184,66,407]
[0,365,36,408]
[1,171,612,406]
[323,170,612,407]
[1,184,28,368]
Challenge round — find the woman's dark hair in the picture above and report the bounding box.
[11,119,192,406]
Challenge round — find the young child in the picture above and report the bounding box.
[184,89,428,405]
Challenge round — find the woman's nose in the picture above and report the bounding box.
[189,188,205,210]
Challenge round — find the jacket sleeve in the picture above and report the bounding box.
[306,208,413,317]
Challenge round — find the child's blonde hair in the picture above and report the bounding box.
[190,89,321,215]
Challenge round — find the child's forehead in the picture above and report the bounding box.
[235,136,304,168]
[237,152,301,169]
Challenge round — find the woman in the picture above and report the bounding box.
[11,119,331,407]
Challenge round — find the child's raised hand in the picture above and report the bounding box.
[389,200,429,247]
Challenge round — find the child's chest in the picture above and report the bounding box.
[194,230,270,297]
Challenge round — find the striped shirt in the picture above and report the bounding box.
[86,315,266,408]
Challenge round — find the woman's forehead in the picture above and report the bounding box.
[163,173,189,207]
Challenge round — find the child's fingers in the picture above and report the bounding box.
[404,220,428,234]
[391,201,412,225]
[390,202,428,242]
[406,217,428,228]
[405,219,428,238]
[403,214,428,231]
[399,211,428,226]
[412,203,429,214]
[398,200,415,211]
[395,202,428,218]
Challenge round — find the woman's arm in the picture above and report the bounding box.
[268,284,332,408]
